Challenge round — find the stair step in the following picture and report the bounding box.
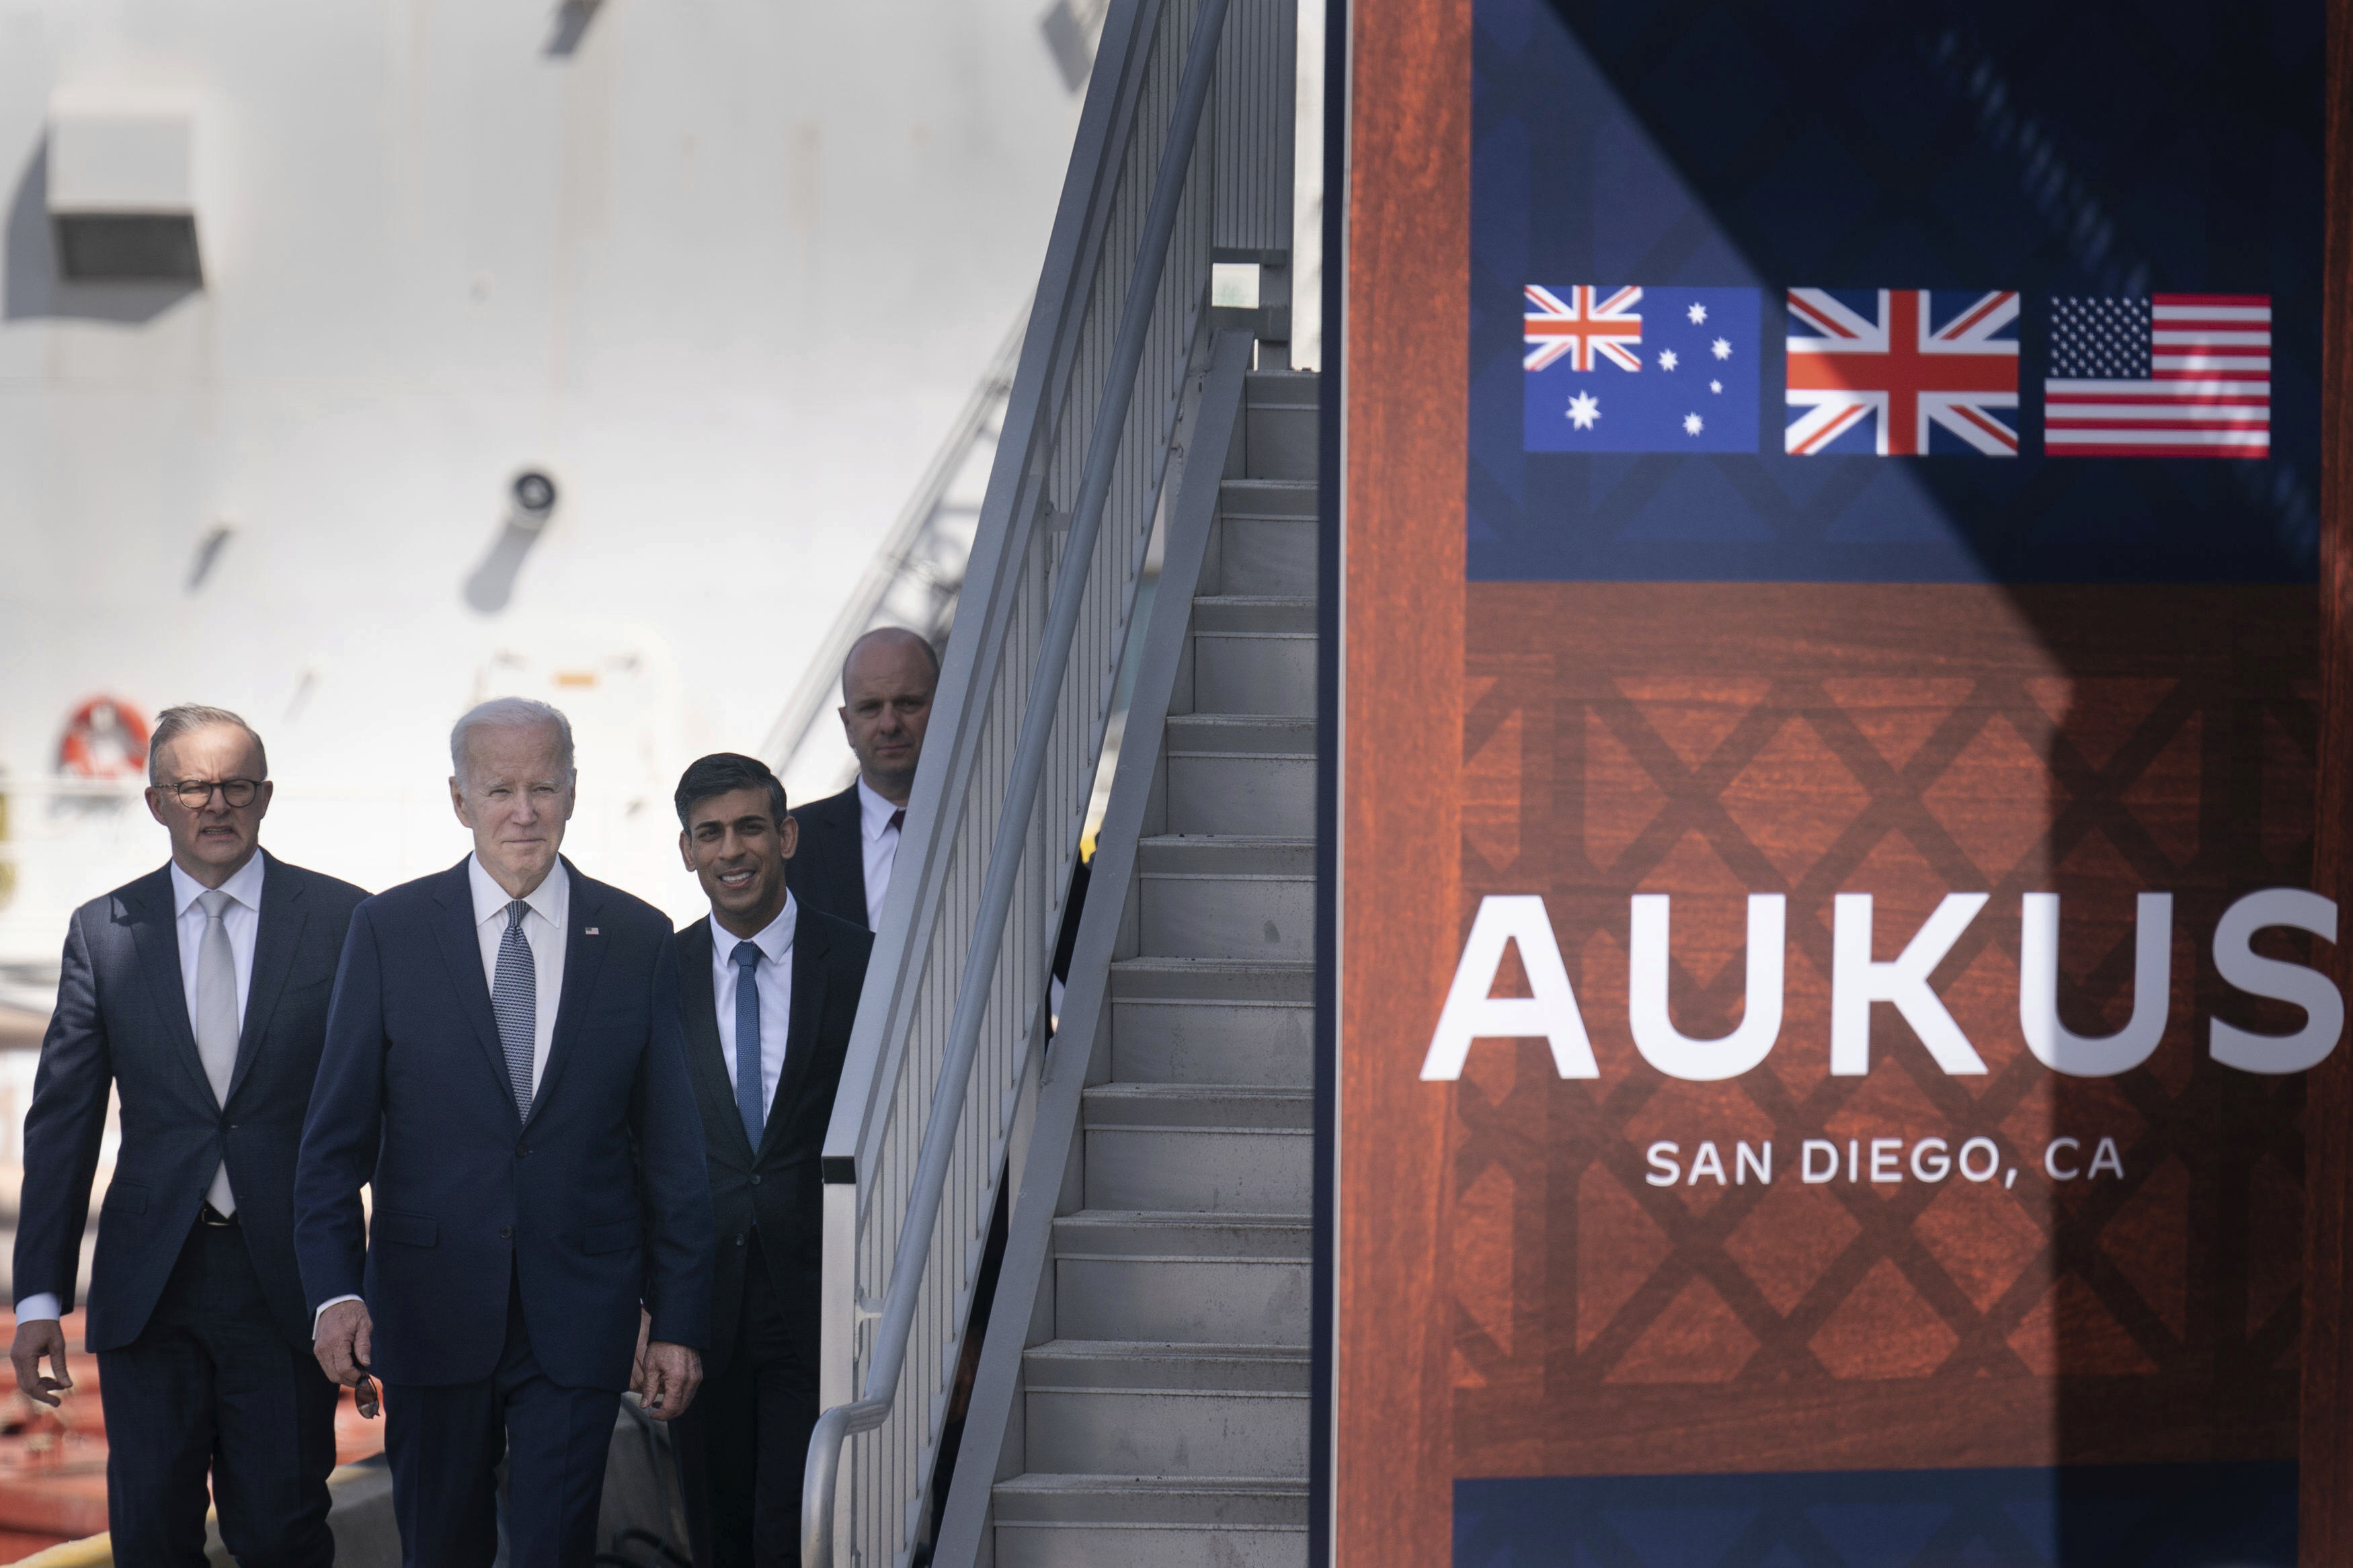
[1165,751,1311,837]
[1025,1340,1309,1391]
[1215,515,1316,597]
[1110,958,1313,1085]
[1084,1083,1311,1130]
[1111,956,1314,1001]
[1053,1214,1310,1343]
[1022,1344,1310,1477]
[993,1518,1308,1568]
[1136,837,1314,960]
[1164,714,1314,836]
[1053,1210,1310,1258]
[1245,368,1322,411]
[1215,479,1317,595]
[1218,478,1316,520]
[994,1472,1308,1526]
[1085,1122,1310,1214]
[1190,595,1314,633]
[1164,714,1314,754]
[993,1471,1310,1568]
[1244,399,1317,482]
[1189,597,1315,716]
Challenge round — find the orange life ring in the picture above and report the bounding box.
[56,697,151,781]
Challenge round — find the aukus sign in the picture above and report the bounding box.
[1423,889,2340,1083]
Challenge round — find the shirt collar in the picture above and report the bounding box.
[171,850,267,919]
[469,854,569,932]
[709,891,797,968]
[856,778,904,842]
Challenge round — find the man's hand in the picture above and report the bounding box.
[637,1340,701,1421]
[10,1319,71,1409]
[313,1299,374,1391]
[629,1307,652,1397]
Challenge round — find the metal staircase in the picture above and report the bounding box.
[799,1,1304,1561]
[938,360,1316,1568]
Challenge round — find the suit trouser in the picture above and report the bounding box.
[672,1233,818,1568]
[383,1266,622,1568]
[98,1216,341,1568]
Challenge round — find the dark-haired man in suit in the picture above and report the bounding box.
[11,704,368,1567]
[787,626,938,931]
[668,751,872,1566]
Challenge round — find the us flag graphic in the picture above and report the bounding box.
[2044,295,2271,458]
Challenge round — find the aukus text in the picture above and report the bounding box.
[1419,889,2339,1081]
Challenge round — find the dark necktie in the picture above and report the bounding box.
[733,942,764,1149]
[492,901,536,1119]
[889,809,904,833]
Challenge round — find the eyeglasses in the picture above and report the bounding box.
[163,778,264,809]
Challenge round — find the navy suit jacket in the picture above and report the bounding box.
[292,858,713,1391]
[15,852,369,1354]
[785,784,869,930]
[673,907,871,1376]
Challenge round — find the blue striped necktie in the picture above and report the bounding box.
[733,941,764,1150]
[493,901,536,1119]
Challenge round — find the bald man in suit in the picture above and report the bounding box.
[787,627,938,932]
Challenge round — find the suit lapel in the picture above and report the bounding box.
[836,790,872,927]
[430,860,518,1118]
[125,867,216,1108]
[676,921,755,1163]
[226,852,307,1106]
[527,861,607,1129]
[759,918,829,1162]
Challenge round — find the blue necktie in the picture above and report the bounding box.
[492,901,536,1120]
[732,942,764,1150]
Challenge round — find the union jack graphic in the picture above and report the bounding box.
[1784,289,2020,456]
[1524,285,1644,372]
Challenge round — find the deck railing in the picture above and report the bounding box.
[799,0,1294,1562]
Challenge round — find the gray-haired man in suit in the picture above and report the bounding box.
[11,704,368,1567]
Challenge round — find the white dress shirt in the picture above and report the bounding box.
[467,853,568,1100]
[857,778,904,925]
[16,854,268,1326]
[313,855,571,1335]
[173,853,264,1036]
[709,894,797,1118]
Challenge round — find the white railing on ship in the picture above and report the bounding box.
[799,0,1293,1561]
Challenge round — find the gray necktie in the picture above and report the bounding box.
[192,889,239,1215]
[492,901,536,1119]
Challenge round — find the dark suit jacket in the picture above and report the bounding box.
[673,905,871,1373]
[15,852,369,1354]
[786,783,871,930]
[292,857,713,1391]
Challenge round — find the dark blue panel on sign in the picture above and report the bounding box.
[1468,0,2323,583]
[1454,1464,2297,1567]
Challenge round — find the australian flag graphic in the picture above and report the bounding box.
[1523,285,1761,453]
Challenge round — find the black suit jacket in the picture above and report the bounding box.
[786,784,871,930]
[673,905,871,1374]
[15,852,369,1354]
[293,857,713,1391]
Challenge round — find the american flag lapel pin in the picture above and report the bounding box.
[584,926,600,936]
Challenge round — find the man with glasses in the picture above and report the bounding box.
[11,704,368,1567]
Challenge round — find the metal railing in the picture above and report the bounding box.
[760,311,1027,808]
[800,0,1295,1562]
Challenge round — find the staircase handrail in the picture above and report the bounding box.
[798,0,1292,1561]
